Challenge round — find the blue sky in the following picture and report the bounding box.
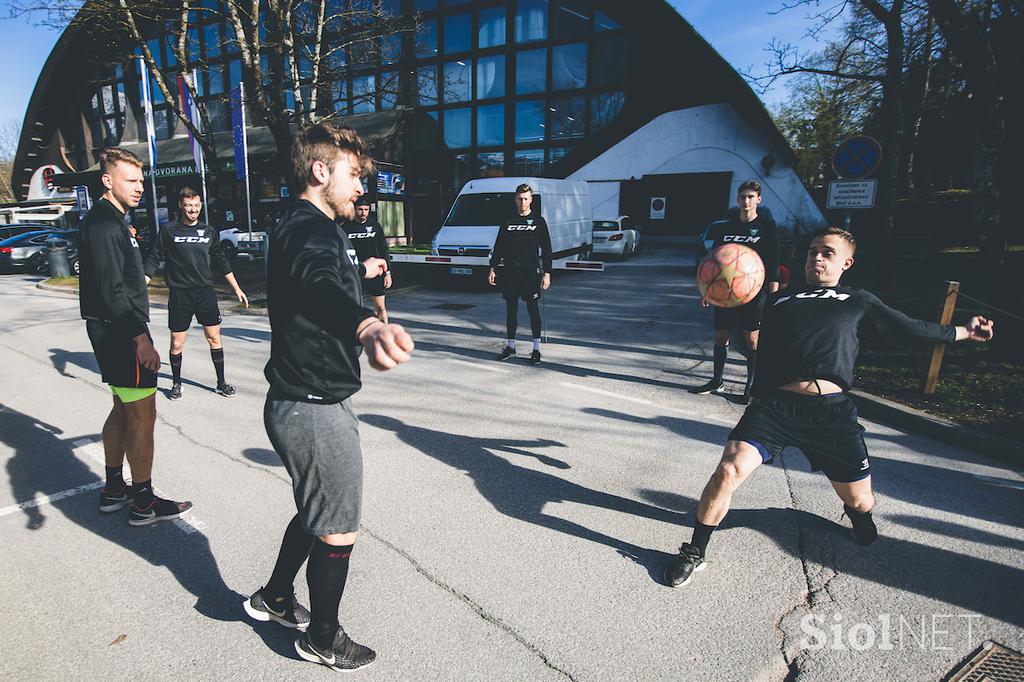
[0,1,841,127]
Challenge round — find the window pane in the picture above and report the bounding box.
[515,48,546,94]
[591,33,628,87]
[475,152,505,177]
[548,146,573,167]
[515,100,545,143]
[147,39,163,68]
[413,0,437,11]
[382,33,402,64]
[552,42,587,91]
[514,148,545,175]
[207,99,231,132]
[595,10,621,31]
[154,108,171,140]
[151,76,166,103]
[552,0,589,39]
[444,60,471,102]
[204,23,221,58]
[478,6,506,48]
[476,54,505,99]
[477,103,504,146]
[229,59,241,88]
[444,107,471,148]
[416,19,438,57]
[590,91,624,133]
[446,0,471,5]
[417,65,438,105]
[515,0,548,43]
[164,36,178,67]
[381,71,399,110]
[444,13,471,53]
[352,74,376,113]
[208,66,225,95]
[332,80,348,113]
[549,95,584,139]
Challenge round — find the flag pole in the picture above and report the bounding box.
[137,56,160,234]
[192,69,210,222]
[241,82,253,240]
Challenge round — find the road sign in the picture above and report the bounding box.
[74,185,92,213]
[650,197,666,220]
[827,180,878,209]
[833,136,881,179]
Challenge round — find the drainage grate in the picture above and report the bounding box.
[430,303,475,311]
[947,641,1024,681]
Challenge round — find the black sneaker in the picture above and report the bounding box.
[664,543,707,587]
[295,630,377,672]
[688,379,724,395]
[845,507,879,546]
[216,382,236,397]
[529,349,541,365]
[497,346,516,361]
[98,485,132,513]
[128,496,193,526]
[168,383,183,401]
[243,589,310,631]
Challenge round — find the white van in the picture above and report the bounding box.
[431,177,592,276]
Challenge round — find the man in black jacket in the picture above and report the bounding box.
[488,183,552,365]
[144,187,249,400]
[79,147,193,527]
[342,196,392,322]
[242,122,413,672]
[664,227,994,588]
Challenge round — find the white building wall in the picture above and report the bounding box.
[568,104,825,233]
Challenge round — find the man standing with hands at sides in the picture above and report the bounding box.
[79,148,193,526]
[489,184,552,365]
[691,181,780,403]
[242,122,414,672]
[144,187,249,400]
[342,196,393,322]
[664,227,994,588]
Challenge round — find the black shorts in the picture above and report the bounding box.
[714,288,767,331]
[363,275,386,297]
[86,319,158,389]
[168,286,221,332]
[497,267,542,301]
[729,390,871,483]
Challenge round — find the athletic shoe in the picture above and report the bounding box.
[243,589,310,631]
[98,485,132,513]
[845,508,879,546]
[216,382,236,397]
[128,496,193,526]
[497,346,516,361]
[529,349,542,365]
[688,379,724,395]
[168,383,183,401]
[295,630,377,672]
[664,543,707,587]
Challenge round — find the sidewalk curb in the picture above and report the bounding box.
[850,389,1024,470]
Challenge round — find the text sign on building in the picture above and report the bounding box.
[650,197,666,220]
[827,180,878,209]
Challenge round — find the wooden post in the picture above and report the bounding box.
[921,280,959,395]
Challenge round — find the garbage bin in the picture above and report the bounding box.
[46,237,71,278]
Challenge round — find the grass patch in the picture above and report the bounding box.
[43,276,79,287]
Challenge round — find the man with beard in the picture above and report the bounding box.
[242,122,414,671]
[79,147,193,526]
[342,196,392,322]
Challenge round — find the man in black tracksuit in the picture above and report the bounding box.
[79,147,192,527]
[342,196,392,322]
[691,180,779,402]
[242,122,414,672]
[664,227,994,588]
[144,187,249,400]
[488,183,553,365]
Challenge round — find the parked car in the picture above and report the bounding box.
[38,231,81,276]
[219,227,268,259]
[0,230,71,273]
[592,215,641,260]
[0,223,63,241]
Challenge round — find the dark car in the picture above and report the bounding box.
[0,223,61,241]
[0,230,71,273]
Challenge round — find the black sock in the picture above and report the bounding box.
[306,539,354,649]
[210,348,226,385]
[131,479,154,507]
[170,352,182,385]
[690,521,717,556]
[712,344,727,383]
[845,504,878,545]
[745,353,756,393]
[104,465,124,490]
[263,514,315,600]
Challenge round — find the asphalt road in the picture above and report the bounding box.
[1,242,1021,681]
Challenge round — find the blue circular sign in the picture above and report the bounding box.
[833,136,882,179]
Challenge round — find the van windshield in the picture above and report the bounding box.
[445,193,542,226]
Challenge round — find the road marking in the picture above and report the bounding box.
[558,381,737,427]
[447,357,510,373]
[0,482,105,518]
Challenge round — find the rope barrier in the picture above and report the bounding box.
[952,291,1024,322]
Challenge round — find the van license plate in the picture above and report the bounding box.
[449,267,473,276]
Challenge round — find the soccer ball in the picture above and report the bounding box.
[697,244,765,308]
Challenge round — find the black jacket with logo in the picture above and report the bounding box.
[342,217,392,265]
[144,220,231,289]
[78,198,149,338]
[754,285,957,395]
[490,213,553,272]
[708,211,779,283]
[264,200,377,404]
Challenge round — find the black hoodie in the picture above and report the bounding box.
[264,200,376,403]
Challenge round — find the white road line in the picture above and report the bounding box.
[558,381,737,427]
[0,482,105,518]
[447,357,510,373]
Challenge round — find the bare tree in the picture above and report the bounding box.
[0,118,21,203]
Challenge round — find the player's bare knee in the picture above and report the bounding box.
[847,491,875,513]
[713,460,745,490]
[320,531,358,546]
[745,331,759,351]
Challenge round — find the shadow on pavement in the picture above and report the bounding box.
[243,448,283,467]
[580,407,731,447]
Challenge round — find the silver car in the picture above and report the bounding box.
[591,216,641,260]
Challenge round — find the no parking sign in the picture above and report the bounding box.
[650,197,666,220]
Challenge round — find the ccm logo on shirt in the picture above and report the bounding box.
[506,224,537,231]
[348,230,376,239]
[173,236,212,244]
[723,235,761,244]
[774,289,852,305]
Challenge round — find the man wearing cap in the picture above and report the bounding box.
[342,197,393,322]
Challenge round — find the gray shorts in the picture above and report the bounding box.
[264,394,363,536]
